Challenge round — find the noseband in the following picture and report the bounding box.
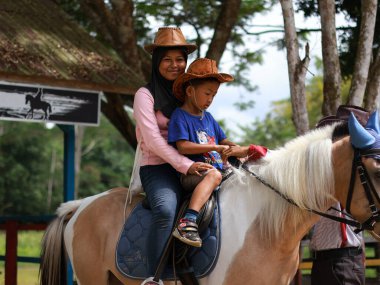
[241,147,380,235]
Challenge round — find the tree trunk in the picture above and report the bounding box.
[364,48,380,111]
[80,0,145,79]
[101,93,137,148]
[318,0,341,116]
[206,0,242,64]
[77,0,145,149]
[280,0,310,135]
[348,0,378,106]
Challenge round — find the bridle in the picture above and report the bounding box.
[346,148,380,236]
[240,147,380,237]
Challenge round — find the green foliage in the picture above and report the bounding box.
[0,115,134,215]
[56,0,274,92]
[0,122,64,215]
[77,116,134,197]
[239,99,296,148]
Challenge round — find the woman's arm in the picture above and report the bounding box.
[133,88,194,174]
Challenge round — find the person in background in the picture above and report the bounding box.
[309,203,365,285]
[133,27,212,278]
[309,105,367,285]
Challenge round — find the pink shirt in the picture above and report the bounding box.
[133,87,193,175]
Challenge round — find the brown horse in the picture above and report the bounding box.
[40,116,380,285]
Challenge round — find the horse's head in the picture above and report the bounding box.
[340,110,380,240]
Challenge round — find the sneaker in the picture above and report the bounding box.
[172,218,202,247]
[140,277,163,285]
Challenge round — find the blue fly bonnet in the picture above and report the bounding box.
[348,110,380,159]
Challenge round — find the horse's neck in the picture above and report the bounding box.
[207,174,320,285]
[220,225,305,285]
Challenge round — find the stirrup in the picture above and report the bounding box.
[173,218,202,247]
[141,277,163,285]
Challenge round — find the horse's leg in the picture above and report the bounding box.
[26,109,32,118]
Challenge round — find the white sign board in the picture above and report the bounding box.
[0,82,101,126]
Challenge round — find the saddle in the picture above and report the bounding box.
[115,191,220,285]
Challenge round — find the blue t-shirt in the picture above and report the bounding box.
[168,108,227,170]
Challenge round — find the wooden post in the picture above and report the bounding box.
[5,220,18,285]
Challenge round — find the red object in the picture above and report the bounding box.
[340,205,348,248]
[248,145,268,161]
[0,221,48,285]
[5,220,18,285]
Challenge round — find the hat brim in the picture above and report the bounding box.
[144,44,197,54]
[173,73,234,102]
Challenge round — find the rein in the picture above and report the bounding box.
[240,147,380,233]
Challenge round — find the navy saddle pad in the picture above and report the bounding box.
[115,195,220,280]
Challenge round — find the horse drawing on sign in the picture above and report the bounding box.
[40,111,380,285]
[25,89,52,120]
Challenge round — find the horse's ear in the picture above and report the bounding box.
[348,112,375,148]
[365,110,380,134]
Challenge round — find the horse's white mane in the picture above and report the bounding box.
[229,124,336,241]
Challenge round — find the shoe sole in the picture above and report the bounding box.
[172,229,202,247]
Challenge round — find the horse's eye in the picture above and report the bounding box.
[375,171,380,179]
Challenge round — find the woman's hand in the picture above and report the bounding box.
[187,162,213,176]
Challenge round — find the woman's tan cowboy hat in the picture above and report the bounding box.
[144,27,197,54]
[173,58,234,102]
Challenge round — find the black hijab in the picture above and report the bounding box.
[145,47,187,118]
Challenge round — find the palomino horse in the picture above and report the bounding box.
[25,94,52,120]
[40,112,380,285]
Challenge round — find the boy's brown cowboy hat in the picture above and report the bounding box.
[173,58,234,102]
[144,27,197,54]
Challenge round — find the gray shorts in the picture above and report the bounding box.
[180,169,216,192]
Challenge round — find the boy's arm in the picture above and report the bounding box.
[176,140,228,155]
[222,144,268,160]
[219,138,237,146]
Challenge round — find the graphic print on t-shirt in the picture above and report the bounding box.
[196,129,223,169]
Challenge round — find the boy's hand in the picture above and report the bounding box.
[188,162,213,176]
[215,145,229,153]
[222,145,249,158]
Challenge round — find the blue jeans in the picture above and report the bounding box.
[140,163,183,275]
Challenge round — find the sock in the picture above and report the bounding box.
[183,209,199,222]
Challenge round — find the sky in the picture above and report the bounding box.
[203,3,344,139]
